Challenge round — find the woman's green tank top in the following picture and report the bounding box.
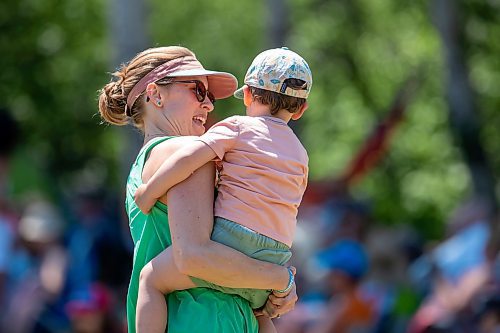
[125,136,258,333]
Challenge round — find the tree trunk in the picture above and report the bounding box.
[108,0,150,246]
[266,0,289,48]
[433,0,498,231]
[266,0,303,134]
[108,0,150,184]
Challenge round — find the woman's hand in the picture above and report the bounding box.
[134,184,156,214]
[255,267,298,319]
[255,282,298,319]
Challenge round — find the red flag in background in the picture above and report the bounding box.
[341,75,419,186]
[304,73,420,202]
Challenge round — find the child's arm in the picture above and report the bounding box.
[135,140,217,213]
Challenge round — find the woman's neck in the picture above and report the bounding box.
[143,131,165,145]
[142,121,177,146]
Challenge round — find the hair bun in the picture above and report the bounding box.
[98,71,128,126]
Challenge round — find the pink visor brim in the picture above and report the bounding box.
[126,56,238,112]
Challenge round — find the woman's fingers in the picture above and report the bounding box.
[262,282,298,318]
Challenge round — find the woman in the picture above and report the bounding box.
[98,46,297,333]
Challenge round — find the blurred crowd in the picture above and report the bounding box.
[0,189,131,333]
[275,185,500,333]
[1,106,499,333]
[0,109,131,333]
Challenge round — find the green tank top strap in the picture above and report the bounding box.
[126,136,173,214]
[137,136,173,170]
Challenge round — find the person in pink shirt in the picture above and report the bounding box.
[134,47,312,333]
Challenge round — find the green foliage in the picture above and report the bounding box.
[286,0,466,238]
[464,0,500,179]
[149,0,267,118]
[1,0,117,197]
[2,0,498,238]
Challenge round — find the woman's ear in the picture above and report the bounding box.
[243,85,252,107]
[291,102,308,120]
[145,83,162,106]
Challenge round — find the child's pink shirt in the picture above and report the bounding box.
[196,115,308,247]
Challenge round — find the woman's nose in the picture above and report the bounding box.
[201,98,214,112]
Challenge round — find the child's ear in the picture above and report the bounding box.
[291,102,308,120]
[243,85,252,107]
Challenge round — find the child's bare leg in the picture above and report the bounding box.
[257,315,277,333]
[136,247,196,333]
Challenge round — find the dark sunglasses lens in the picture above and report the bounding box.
[194,81,206,102]
[208,91,216,104]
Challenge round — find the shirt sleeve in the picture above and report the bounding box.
[196,117,240,160]
[299,151,309,198]
[302,165,309,194]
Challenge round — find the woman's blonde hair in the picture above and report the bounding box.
[98,46,195,131]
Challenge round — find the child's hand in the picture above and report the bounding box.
[134,184,156,214]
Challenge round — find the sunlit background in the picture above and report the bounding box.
[1,0,499,332]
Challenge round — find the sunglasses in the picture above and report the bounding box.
[156,79,216,105]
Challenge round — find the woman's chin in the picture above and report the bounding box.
[192,123,206,136]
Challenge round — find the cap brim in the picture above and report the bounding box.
[166,69,238,100]
[233,85,246,99]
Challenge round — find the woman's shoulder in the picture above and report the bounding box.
[142,136,199,181]
[148,136,198,156]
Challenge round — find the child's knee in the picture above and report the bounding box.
[139,263,156,287]
[139,262,170,293]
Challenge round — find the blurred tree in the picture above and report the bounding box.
[433,0,497,216]
[289,0,499,239]
[290,0,455,238]
[266,0,289,47]
[0,0,115,199]
[104,0,151,248]
[107,0,150,185]
[1,0,498,240]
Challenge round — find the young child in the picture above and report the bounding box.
[134,47,312,333]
